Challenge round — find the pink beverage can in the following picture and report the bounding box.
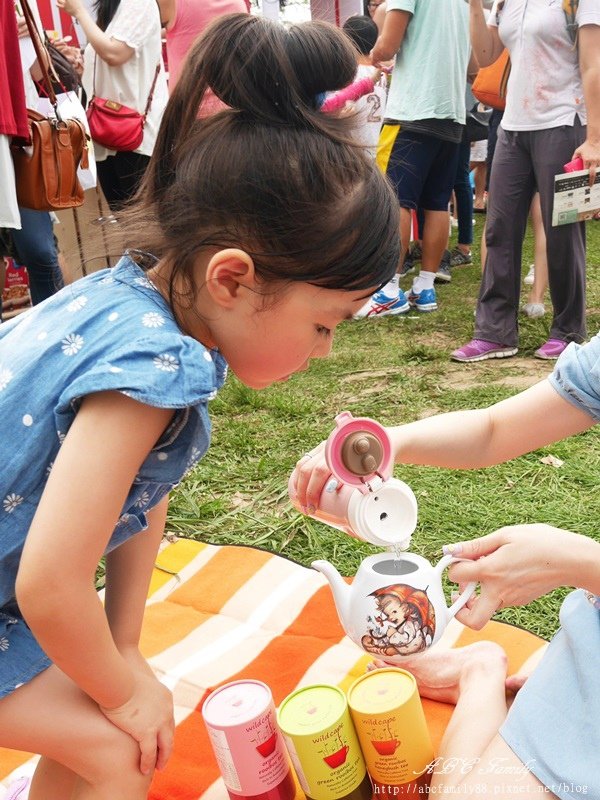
[202,680,296,800]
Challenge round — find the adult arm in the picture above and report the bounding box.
[56,0,134,65]
[573,24,600,182]
[468,0,503,67]
[16,391,174,772]
[371,8,411,64]
[388,378,595,469]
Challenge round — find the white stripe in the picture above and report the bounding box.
[146,544,220,605]
[159,568,319,691]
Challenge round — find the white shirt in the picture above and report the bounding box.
[353,65,388,159]
[490,0,600,131]
[82,0,168,159]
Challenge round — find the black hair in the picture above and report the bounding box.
[121,14,400,314]
[93,0,121,31]
[342,15,378,56]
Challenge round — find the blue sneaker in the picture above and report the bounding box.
[408,287,438,312]
[354,288,410,319]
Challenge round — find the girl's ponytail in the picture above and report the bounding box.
[144,14,359,198]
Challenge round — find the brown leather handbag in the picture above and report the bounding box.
[11,0,88,211]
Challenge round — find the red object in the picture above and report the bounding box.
[323,744,350,769]
[371,738,400,756]
[0,0,28,138]
[228,770,296,800]
[255,733,277,758]
[564,157,584,173]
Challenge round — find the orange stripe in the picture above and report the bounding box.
[140,547,273,658]
[454,619,546,675]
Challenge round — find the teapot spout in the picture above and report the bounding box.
[312,560,351,627]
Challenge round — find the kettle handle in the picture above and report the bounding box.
[435,554,478,620]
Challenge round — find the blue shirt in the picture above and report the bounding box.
[0,256,228,608]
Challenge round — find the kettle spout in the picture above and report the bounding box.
[312,560,351,627]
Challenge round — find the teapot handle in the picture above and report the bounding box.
[435,554,478,620]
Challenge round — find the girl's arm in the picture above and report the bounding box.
[16,391,174,771]
[468,0,503,67]
[105,495,169,657]
[321,74,379,114]
[389,379,595,469]
[56,0,134,66]
[573,24,600,181]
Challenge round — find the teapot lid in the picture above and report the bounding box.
[325,411,393,489]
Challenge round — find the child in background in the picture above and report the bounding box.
[340,15,387,159]
[0,14,400,800]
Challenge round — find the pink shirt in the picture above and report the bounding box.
[166,0,248,91]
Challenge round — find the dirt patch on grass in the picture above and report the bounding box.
[438,358,551,391]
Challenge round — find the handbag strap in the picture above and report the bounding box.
[19,0,59,111]
[91,55,161,123]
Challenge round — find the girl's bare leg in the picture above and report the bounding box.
[528,193,548,307]
[373,642,556,797]
[0,666,154,800]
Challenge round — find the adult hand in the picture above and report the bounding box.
[16,18,28,38]
[572,138,600,186]
[100,672,175,775]
[444,524,579,630]
[56,0,84,19]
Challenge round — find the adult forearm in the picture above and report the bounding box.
[563,533,600,595]
[388,407,496,469]
[469,0,497,67]
[582,66,600,145]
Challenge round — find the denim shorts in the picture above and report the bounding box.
[378,125,460,211]
[0,604,52,699]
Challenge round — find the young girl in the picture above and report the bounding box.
[295,335,600,798]
[0,14,400,799]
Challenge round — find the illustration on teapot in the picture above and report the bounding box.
[289,412,477,665]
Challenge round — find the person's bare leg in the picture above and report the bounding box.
[400,207,412,267]
[0,666,154,800]
[480,220,487,273]
[30,757,78,799]
[471,162,487,209]
[420,209,450,273]
[528,193,548,306]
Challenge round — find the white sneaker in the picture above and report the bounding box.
[523,265,535,285]
[353,287,410,319]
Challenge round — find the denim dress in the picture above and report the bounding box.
[500,333,600,799]
[0,256,227,697]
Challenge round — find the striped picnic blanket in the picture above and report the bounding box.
[0,540,547,799]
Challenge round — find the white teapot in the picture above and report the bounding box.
[312,552,475,662]
[290,412,476,662]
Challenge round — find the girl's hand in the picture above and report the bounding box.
[56,0,83,18]
[290,442,334,513]
[100,672,175,775]
[444,524,581,630]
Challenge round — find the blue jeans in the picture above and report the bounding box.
[11,209,64,306]
[453,138,473,246]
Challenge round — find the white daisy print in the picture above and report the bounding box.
[153,354,179,373]
[203,351,212,362]
[142,312,165,328]
[57,431,66,444]
[134,491,151,508]
[61,333,84,356]
[0,637,9,652]
[185,447,202,474]
[100,275,115,285]
[134,276,157,291]
[3,494,23,513]
[67,296,88,312]
[0,366,13,391]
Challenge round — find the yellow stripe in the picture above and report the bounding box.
[148,539,207,596]
[376,124,401,174]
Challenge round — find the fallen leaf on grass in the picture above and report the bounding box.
[540,455,564,468]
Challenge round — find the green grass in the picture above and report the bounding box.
[167,216,600,641]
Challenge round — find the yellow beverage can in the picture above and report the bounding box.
[278,684,372,800]
[347,669,433,796]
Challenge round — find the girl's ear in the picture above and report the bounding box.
[204,249,257,308]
